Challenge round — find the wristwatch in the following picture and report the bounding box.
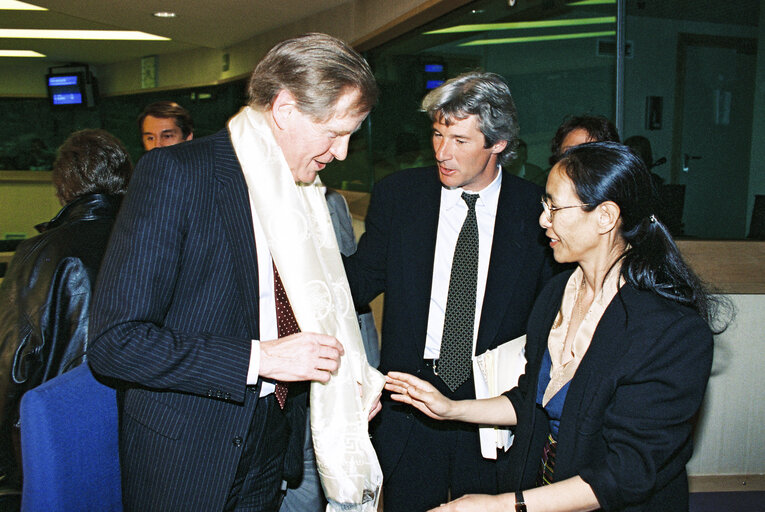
[515,491,527,512]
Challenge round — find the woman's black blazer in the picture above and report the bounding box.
[502,270,713,511]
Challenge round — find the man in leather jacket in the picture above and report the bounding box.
[0,129,132,500]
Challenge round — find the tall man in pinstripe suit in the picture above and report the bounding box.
[88,34,378,512]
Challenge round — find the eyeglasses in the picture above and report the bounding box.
[540,196,591,222]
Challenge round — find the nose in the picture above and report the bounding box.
[539,210,551,229]
[329,135,351,161]
[434,138,450,162]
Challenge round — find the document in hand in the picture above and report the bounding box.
[472,335,527,459]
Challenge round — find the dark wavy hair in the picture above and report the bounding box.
[138,101,194,139]
[558,142,728,330]
[52,129,133,204]
[549,114,620,166]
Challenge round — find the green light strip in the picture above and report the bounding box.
[570,0,616,5]
[425,16,615,34]
[459,30,615,46]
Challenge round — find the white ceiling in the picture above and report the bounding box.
[1,0,351,64]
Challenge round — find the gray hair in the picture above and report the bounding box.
[248,33,378,122]
[421,72,519,164]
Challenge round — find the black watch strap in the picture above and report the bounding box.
[515,491,527,512]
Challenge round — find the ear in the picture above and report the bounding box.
[597,201,621,234]
[270,89,298,130]
[490,139,508,155]
[185,133,194,142]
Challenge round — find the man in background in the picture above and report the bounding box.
[138,100,194,151]
[548,114,619,166]
[507,138,546,186]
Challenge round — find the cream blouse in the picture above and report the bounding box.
[542,265,624,406]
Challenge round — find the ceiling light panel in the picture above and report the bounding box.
[0,49,45,56]
[0,29,170,40]
[0,0,46,10]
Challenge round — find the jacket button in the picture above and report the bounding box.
[232,436,243,447]
[224,393,231,400]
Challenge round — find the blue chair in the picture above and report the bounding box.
[19,364,122,511]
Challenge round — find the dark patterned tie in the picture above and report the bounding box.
[438,192,479,392]
[273,263,298,409]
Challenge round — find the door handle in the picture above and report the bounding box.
[683,153,702,172]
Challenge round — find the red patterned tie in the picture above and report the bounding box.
[273,263,299,409]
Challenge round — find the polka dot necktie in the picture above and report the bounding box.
[438,192,479,392]
[273,263,297,409]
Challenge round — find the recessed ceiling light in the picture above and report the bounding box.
[153,11,177,18]
[0,0,46,10]
[0,29,170,40]
[0,49,46,57]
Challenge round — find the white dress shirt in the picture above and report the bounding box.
[424,168,502,359]
[246,204,277,394]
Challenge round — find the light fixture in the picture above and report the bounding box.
[459,30,615,46]
[0,49,46,57]
[425,16,615,34]
[152,11,177,18]
[569,0,616,5]
[0,29,170,40]
[0,0,46,10]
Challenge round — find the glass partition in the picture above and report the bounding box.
[324,0,618,191]
[323,0,764,241]
[623,0,762,239]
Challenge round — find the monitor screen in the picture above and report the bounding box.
[426,79,445,90]
[47,73,85,105]
[424,64,444,73]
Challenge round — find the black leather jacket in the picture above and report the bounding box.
[0,193,122,488]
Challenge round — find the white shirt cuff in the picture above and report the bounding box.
[247,339,260,385]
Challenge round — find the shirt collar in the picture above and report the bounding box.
[442,166,503,212]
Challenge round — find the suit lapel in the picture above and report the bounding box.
[213,130,261,339]
[476,173,533,354]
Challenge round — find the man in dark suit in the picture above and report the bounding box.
[88,33,378,512]
[344,72,554,511]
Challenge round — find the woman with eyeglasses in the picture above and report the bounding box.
[386,142,727,512]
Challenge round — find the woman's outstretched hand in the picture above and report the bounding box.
[385,371,455,421]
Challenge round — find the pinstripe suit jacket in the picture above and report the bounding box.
[88,129,303,511]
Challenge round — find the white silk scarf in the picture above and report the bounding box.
[228,107,385,512]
